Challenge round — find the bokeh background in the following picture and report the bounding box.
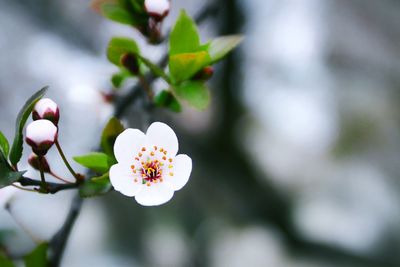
[1,0,400,266]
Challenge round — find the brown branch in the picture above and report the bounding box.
[18,177,78,194]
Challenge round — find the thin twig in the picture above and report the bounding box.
[55,140,78,180]
[18,177,78,194]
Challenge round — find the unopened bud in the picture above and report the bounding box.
[25,120,58,156]
[28,153,51,173]
[32,98,60,125]
[144,0,170,21]
[194,66,214,80]
[121,53,140,75]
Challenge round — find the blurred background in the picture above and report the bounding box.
[1,0,400,266]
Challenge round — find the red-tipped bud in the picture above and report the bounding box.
[194,66,214,80]
[32,98,60,125]
[144,0,170,21]
[28,153,51,173]
[120,53,140,75]
[25,120,58,156]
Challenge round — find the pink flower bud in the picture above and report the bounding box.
[25,120,58,156]
[144,0,170,20]
[28,153,51,173]
[32,98,60,125]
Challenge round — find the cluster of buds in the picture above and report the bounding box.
[25,98,59,156]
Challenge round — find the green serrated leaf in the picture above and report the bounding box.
[79,173,112,198]
[0,254,15,267]
[73,152,113,173]
[0,132,9,158]
[101,117,125,157]
[9,87,48,166]
[0,154,25,189]
[169,10,200,56]
[169,51,211,83]
[107,37,140,67]
[136,54,171,83]
[208,35,243,64]
[154,91,182,112]
[101,3,136,25]
[24,243,48,267]
[173,81,210,110]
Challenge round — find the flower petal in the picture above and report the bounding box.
[114,129,148,164]
[135,182,174,206]
[170,154,192,191]
[110,163,143,197]
[146,122,179,157]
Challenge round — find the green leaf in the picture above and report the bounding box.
[24,243,48,267]
[136,54,171,83]
[73,152,113,173]
[111,69,131,88]
[0,131,9,158]
[79,173,112,198]
[9,87,48,166]
[208,35,243,64]
[173,81,210,110]
[169,51,211,83]
[0,153,25,189]
[101,117,125,157]
[107,37,140,67]
[154,90,182,112]
[0,254,15,267]
[101,3,136,25]
[169,10,200,56]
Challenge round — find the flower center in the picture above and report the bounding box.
[130,146,175,186]
[141,160,162,182]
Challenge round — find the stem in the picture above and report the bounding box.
[38,156,47,192]
[5,205,42,244]
[55,139,78,180]
[11,184,36,193]
[50,171,73,184]
[19,177,78,194]
[138,75,153,100]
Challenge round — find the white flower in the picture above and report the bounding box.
[25,119,58,155]
[110,122,192,206]
[33,98,60,124]
[144,0,170,19]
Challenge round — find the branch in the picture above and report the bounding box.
[46,3,220,267]
[48,194,82,267]
[18,177,78,194]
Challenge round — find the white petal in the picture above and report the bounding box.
[109,164,143,197]
[169,154,192,191]
[34,98,58,117]
[0,185,18,208]
[114,128,148,164]
[146,122,178,157]
[26,120,57,143]
[135,182,174,206]
[145,0,170,15]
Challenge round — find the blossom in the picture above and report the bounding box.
[144,0,170,20]
[110,122,192,206]
[32,98,60,125]
[25,119,58,155]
